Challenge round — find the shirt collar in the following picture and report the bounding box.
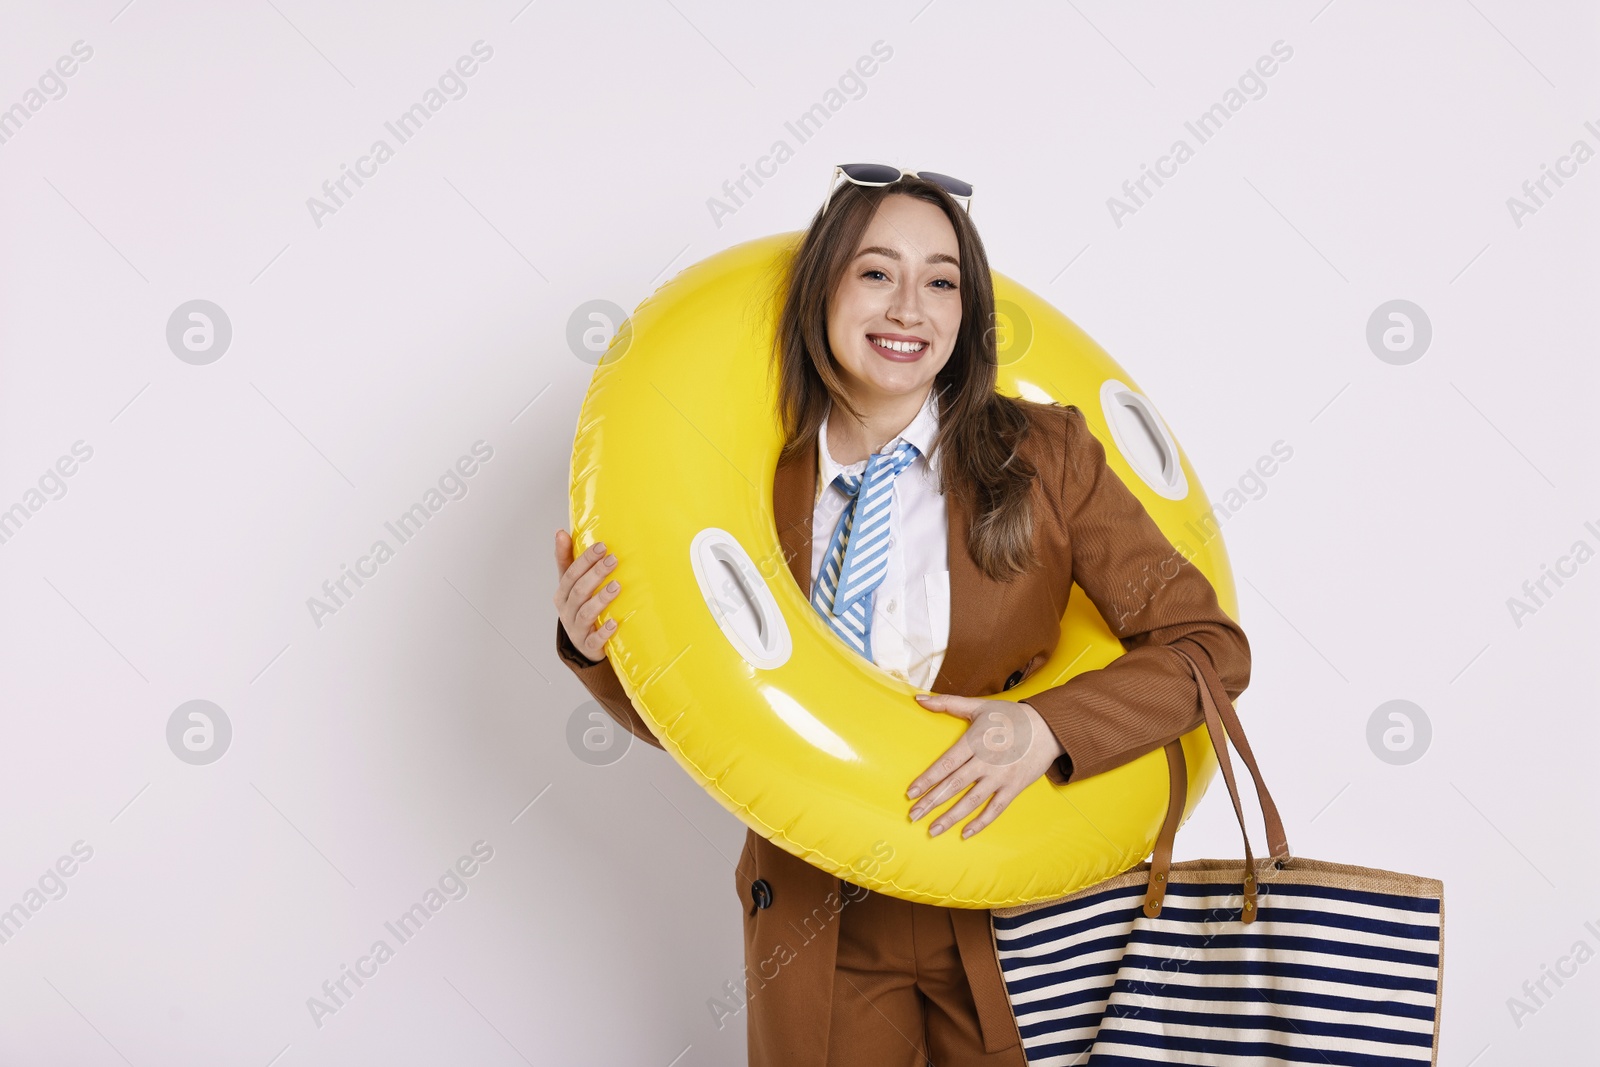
[816,386,942,505]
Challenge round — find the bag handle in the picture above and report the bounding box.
[1142,641,1291,924]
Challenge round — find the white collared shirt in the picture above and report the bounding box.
[810,386,951,689]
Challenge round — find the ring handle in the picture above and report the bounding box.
[1099,380,1188,501]
[689,528,793,670]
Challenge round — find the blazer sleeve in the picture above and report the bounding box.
[554,618,666,752]
[1027,405,1251,786]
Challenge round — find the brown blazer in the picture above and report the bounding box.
[555,399,1251,1066]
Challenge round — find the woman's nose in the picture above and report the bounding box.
[886,286,923,325]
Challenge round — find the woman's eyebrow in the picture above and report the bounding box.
[855,245,960,269]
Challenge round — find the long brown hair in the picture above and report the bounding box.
[770,175,1042,583]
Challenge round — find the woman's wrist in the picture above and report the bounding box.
[557,620,605,667]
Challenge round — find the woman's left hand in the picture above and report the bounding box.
[906,693,1066,839]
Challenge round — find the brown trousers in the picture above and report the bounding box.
[824,887,1026,1067]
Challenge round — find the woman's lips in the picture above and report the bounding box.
[868,334,927,362]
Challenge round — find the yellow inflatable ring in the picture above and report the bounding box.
[568,231,1235,909]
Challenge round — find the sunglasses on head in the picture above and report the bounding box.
[822,164,974,215]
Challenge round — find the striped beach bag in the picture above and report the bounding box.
[991,646,1444,1065]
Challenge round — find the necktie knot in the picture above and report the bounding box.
[833,439,920,495]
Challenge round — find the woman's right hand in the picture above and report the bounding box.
[553,528,621,664]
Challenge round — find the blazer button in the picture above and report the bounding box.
[750,878,773,911]
[1003,669,1025,691]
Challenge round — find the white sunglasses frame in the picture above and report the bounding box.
[821,165,974,216]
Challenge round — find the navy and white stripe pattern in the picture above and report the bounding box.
[993,872,1442,1065]
[810,438,920,659]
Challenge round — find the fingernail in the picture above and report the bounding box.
[930,824,944,837]
[594,542,606,554]
[914,694,930,702]
[606,581,618,592]
[604,619,616,629]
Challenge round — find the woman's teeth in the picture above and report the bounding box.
[869,336,926,354]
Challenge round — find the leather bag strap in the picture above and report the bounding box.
[1195,646,1290,861]
[1140,737,1188,920]
[1143,642,1292,924]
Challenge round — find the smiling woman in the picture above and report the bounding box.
[555,170,1251,1067]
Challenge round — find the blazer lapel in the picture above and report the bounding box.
[771,439,996,698]
[773,444,816,597]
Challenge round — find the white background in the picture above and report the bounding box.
[1,1,1595,1064]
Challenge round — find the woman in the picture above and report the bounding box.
[553,170,1251,1067]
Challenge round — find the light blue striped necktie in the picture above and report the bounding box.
[810,438,921,661]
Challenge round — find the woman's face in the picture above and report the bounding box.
[825,194,962,408]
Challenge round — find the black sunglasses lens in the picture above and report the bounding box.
[840,163,903,184]
[916,171,973,198]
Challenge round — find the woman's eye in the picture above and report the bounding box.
[861,268,957,290]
